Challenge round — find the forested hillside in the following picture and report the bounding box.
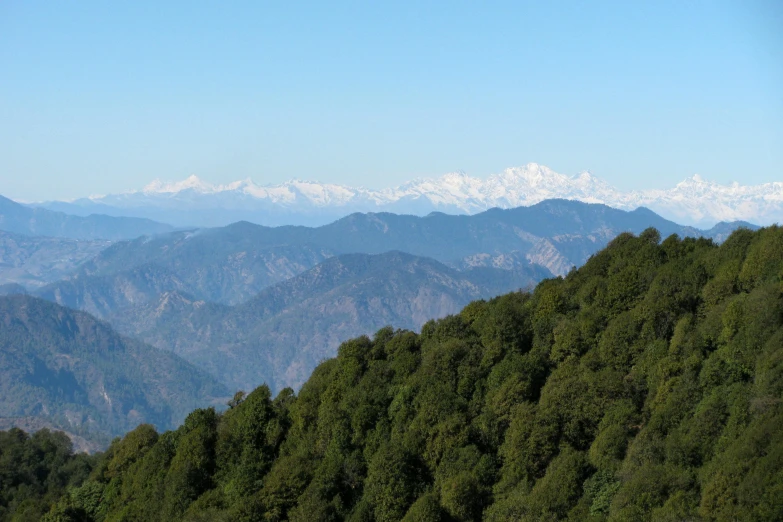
[33,226,783,520]
[0,295,228,444]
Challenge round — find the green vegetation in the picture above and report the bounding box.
[0,428,97,521]
[24,226,783,520]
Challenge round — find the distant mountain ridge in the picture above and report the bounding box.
[32,200,756,339]
[31,200,757,392]
[55,200,755,290]
[35,163,782,227]
[0,194,173,240]
[0,230,109,289]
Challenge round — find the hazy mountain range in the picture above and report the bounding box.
[0,194,173,240]
[11,199,755,394]
[35,163,783,227]
[0,194,760,445]
[0,230,110,289]
[102,252,549,391]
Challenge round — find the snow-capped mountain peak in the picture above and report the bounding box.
[143,175,216,194]
[49,164,782,227]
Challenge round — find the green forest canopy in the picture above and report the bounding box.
[0,429,96,522]
[4,225,782,521]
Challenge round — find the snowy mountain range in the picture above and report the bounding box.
[38,163,782,227]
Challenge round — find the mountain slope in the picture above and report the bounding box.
[67,200,752,291]
[0,230,110,289]
[70,230,336,305]
[38,163,783,226]
[32,201,756,393]
[126,251,551,391]
[0,194,173,240]
[0,295,228,442]
[12,201,757,314]
[35,264,193,322]
[41,226,783,522]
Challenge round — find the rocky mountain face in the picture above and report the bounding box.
[0,194,173,240]
[0,230,110,289]
[0,295,228,443]
[36,163,781,227]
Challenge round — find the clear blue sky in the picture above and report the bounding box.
[1,1,781,200]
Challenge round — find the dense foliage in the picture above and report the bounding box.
[40,226,783,520]
[0,428,96,521]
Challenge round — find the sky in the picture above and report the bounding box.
[0,1,781,201]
